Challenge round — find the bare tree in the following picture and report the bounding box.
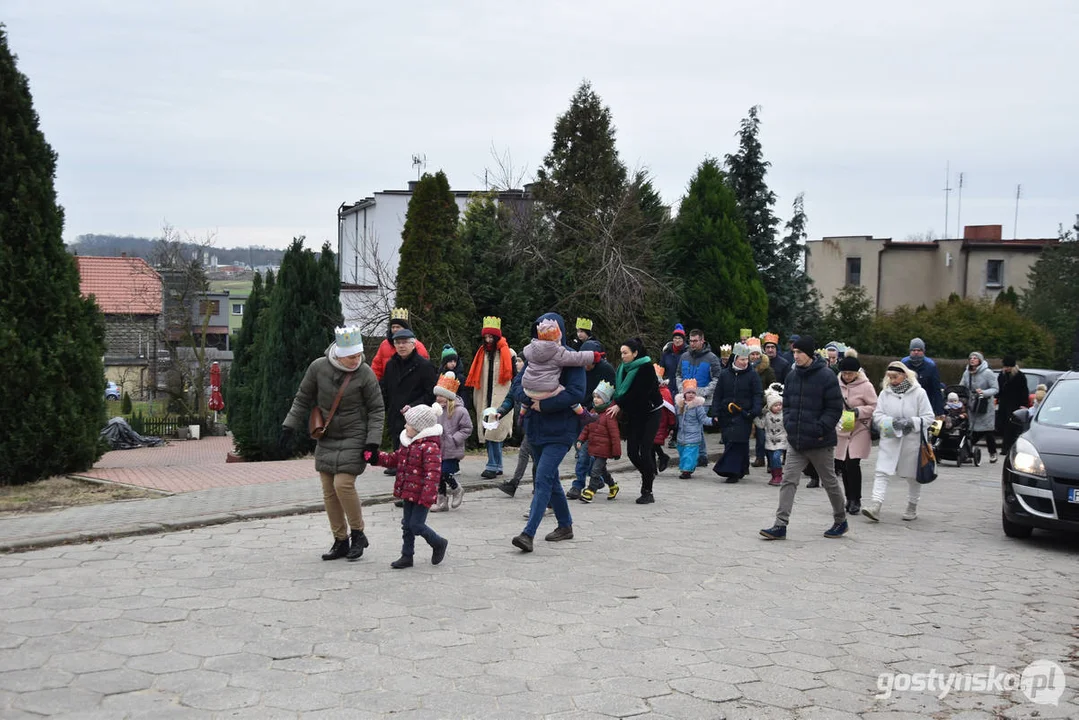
[339,229,399,341]
[903,229,939,243]
[479,144,530,192]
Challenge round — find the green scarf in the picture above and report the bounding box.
[614,355,653,400]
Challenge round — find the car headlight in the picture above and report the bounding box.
[1010,437,1046,477]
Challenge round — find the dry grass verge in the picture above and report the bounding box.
[0,477,161,517]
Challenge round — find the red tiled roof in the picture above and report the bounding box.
[76,256,162,315]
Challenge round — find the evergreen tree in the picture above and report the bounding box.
[529,81,670,343]
[770,193,822,337]
[724,106,784,324]
[247,240,340,460]
[461,195,535,351]
[227,271,267,458]
[821,285,874,352]
[0,27,107,485]
[1021,239,1079,369]
[394,171,473,351]
[664,159,767,342]
[531,81,630,320]
[995,286,1019,308]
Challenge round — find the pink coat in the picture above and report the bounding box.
[377,425,441,507]
[835,371,878,460]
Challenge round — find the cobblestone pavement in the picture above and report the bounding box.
[1,452,1077,719]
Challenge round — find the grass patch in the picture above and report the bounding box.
[0,477,162,517]
[106,399,170,418]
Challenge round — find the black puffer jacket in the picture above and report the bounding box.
[710,363,763,443]
[381,350,438,434]
[782,356,843,451]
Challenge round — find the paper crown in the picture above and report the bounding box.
[653,363,665,378]
[390,307,410,322]
[482,316,502,332]
[576,317,593,331]
[333,326,364,356]
[433,371,461,399]
[746,337,762,351]
[762,332,779,346]
[537,318,562,341]
[732,342,752,358]
[682,378,698,393]
[739,328,752,338]
[720,343,733,354]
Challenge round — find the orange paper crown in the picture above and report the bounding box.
[433,372,461,399]
[682,379,698,393]
[653,363,665,378]
[762,332,779,346]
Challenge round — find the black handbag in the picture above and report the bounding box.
[916,429,938,484]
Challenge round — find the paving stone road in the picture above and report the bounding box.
[1,451,1077,719]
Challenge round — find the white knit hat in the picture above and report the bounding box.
[404,402,443,432]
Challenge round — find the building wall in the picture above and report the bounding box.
[877,247,942,311]
[963,248,1039,301]
[806,236,881,308]
[104,314,159,358]
[105,363,151,400]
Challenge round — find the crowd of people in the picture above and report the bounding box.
[283,308,1031,564]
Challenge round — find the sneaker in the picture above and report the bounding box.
[607,483,620,500]
[522,507,554,519]
[901,503,917,521]
[511,533,534,552]
[566,487,582,500]
[657,455,670,472]
[806,478,820,488]
[544,526,573,542]
[989,453,998,464]
[580,488,595,503]
[759,525,787,540]
[635,493,655,504]
[431,538,448,565]
[390,556,413,569]
[480,470,498,479]
[497,481,518,497]
[824,521,848,538]
[848,500,862,515]
[861,501,881,522]
[679,471,693,479]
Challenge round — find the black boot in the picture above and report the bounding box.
[848,500,861,515]
[321,537,350,561]
[497,480,518,497]
[346,529,369,561]
[806,477,820,488]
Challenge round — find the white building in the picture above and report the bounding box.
[336,180,532,331]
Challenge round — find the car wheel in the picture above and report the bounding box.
[1002,510,1033,539]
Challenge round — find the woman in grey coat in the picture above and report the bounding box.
[283,327,385,561]
[960,351,1000,463]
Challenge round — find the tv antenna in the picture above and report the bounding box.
[955,172,964,239]
[942,161,952,239]
[1013,184,1022,240]
[411,154,427,180]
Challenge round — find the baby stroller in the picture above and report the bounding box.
[932,385,981,467]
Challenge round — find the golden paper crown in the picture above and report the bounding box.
[390,307,409,322]
[482,316,501,331]
[762,332,779,346]
[576,317,593,331]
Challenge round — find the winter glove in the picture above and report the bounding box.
[893,418,914,432]
[592,352,604,365]
[364,443,381,465]
[277,427,295,454]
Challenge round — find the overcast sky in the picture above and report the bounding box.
[6,1,1077,251]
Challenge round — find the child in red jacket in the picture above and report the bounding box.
[577,381,622,503]
[368,403,449,569]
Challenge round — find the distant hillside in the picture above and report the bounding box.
[67,234,286,268]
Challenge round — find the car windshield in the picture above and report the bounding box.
[1035,380,1079,429]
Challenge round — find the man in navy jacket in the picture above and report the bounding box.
[902,338,944,416]
[760,336,849,540]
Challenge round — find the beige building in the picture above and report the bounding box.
[806,225,1058,312]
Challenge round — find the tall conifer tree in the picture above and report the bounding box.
[0,27,107,484]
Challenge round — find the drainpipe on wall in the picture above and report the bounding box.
[875,245,885,312]
[962,245,970,299]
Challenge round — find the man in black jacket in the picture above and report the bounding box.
[995,356,1028,453]
[381,329,438,475]
[760,336,849,540]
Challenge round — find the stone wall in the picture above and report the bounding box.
[104,313,159,358]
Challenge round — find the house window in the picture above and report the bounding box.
[232,303,243,316]
[986,259,1004,289]
[198,300,220,316]
[846,257,862,286]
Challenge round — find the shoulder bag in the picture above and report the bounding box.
[309,373,353,440]
[916,426,937,484]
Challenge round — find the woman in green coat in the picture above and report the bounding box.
[283,327,385,562]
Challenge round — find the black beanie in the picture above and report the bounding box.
[1002,355,1017,367]
[838,356,861,372]
[793,335,817,357]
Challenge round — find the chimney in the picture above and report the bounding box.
[408,180,419,192]
[963,225,1003,241]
